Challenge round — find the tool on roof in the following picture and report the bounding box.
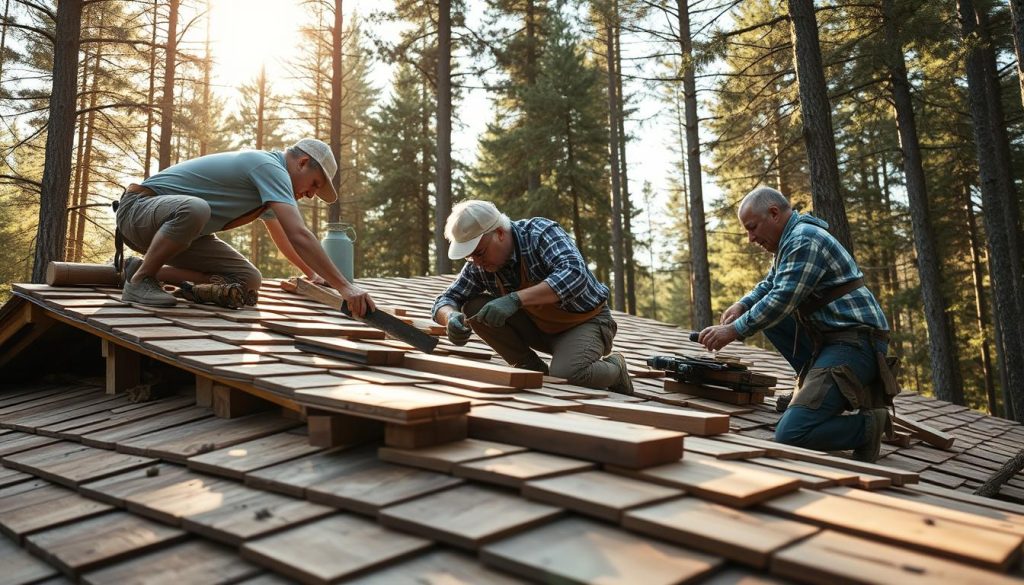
[647,354,777,392]
[282,277,438,354]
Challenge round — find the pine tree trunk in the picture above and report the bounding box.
[963,186,998,415]
[32,0,83,283]
[614,16,636,315]
[74,34,102,263]
[958,0,1024,421]
[68,36,91,262]
[1009,0,1024,112]
[435,0,453,275]
[881,0,963,404]
[786,0,854,256]
[328,1,343,225]
[200,0,212,157]
[566,112,584,253]
[251,66,267,268]
[0,0,9,87]
[419,76,431,277]
[143,0,158,178]
[676,0,711,328]
[157,0,178,171]
[604,17,625,312]
[525,0,540,194]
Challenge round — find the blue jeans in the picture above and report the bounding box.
[768,316,886,451]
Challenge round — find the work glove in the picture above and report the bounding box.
[447,312,473,346]
[471,292,522,328]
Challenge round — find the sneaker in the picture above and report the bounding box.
[604,352,634,395]
[179,281,246,309]
[122,275,177,307]
[853,408,889,462]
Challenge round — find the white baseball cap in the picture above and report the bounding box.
[445,200,503,259]
[292,138,338,204]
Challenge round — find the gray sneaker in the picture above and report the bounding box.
[604,352,634,395]
[122,275,177,307]
[121,256,143,285]
[853,408,889,462]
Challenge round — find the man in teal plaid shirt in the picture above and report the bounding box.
[698,187,892,462]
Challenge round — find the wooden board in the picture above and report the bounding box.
[87,316,173,331]
[170,317,264,331]
[894,413,956,449]
[2,442,156,487]
[80,540,261,585]
[762,488,1022,570]
[0,481,113,540]
[187,431,322,479]
[26,511,187,577]
[610,456,801,508]
[747,457,866,487]
[245,447,380,498]
[0,465,32,489]
[0,532,60,584]
[111,326,207,343]
[255,373,360,396]
[378,484,563,549]
[468,405,684,469]
[210,330,296,345]
[334,370,431,385]
[296,336,405,365]
[453,451,594,488]
[0,432,61,457]
[480,517,722,585]
[771,529,1024,585]
[180,353,279,369]
[212,363,322,382]
[664,380,754,404]
[240,514,431,584]
[144,338,239,356]
[304,453,464,515]
[377,439,529,473]
[115,412,299,463]
[40,396,198,439]
[263,320,386,339]
[623,497,819,568]
[272,353,364,370]
[295,384,470,423]
[340,549,526,585]
[403,353,542,389]
[78,405,212,449]
[577,399,730,435]
[181,488,335,546]
[522,470,683,522]
[683,436,767,460]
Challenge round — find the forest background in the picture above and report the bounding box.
[2,0,1024,420]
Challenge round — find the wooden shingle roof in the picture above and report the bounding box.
[0,275,1023,584]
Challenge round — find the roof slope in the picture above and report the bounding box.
[0,275,1021,584]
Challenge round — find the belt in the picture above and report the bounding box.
[820,327,890,344]
[124,183,156,196]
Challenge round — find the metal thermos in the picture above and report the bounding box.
[321,222,356,282]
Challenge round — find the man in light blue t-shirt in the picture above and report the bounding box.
[115,138,374,315]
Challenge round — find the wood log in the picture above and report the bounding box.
[46,262,119,286]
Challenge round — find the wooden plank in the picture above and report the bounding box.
[762,488,1022,570]
[403,353,542,389]
[522,470,683,522]
[683,436,767,460]
[0,465,33,489]
[664,380,753,404]
[378,484,562,549]
[44,396,198,440]
[272,353,363,370]
[295,384,470,423]
[480,517,722,585]
[80,406,214,449]
[63,306,151,320]
[907,482,1024,517]
[179,353,279,369]
[771,529,1024,585]
[747,457,866,487]
[894,413,956,450]
[245,447,380,498]
[295,336,405,365]
[0,482,113,540]
[2,393,126,431]
[0,532,60,584]
[170,317,264,331]
[3,442,156,487]
[610,456,801,508]
[377,439,528,473]
[255,373,359,396]
[577,399,729,435]
[240,514,431,584]
[453,451,594,489]
[187,430,321,479]
[340,550,526,585]
[0,432,61,457]
[304,451,463,515]
[80,540,261,585]
[210,330,296,345]
[115,412,299,463]
[111,326,207,343]
[212,362,322,382]
[335,370,432,385]
[623,497,819,568]
[375,367,518,393]
[144,338,239,356]
[467,405,684,469]
[180,489,335,546]
[86,316,172,331]
[25,511,187,577]
[263,320,386,339]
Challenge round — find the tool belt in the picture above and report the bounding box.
[790,278,901,417]
[111,184,157,274]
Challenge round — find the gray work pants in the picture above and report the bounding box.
[463,296,619,389]
[115,191,261,292]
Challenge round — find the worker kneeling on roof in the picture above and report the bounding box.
[432,200,633,394]
[697,187,896,463]
[114,138,373,316]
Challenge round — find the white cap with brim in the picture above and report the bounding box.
[292,138,339,204]
[446,200,502,259]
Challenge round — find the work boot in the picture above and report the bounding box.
[514,354,550,375]
[122,275,177,307]
[604,352,635,395]
[853,408,889,462]
[178,280,246,309]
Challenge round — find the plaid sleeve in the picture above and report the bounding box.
[432,265,485,321]
[740,270,775,310]
[733,237,825,337]
[535,224,591,304]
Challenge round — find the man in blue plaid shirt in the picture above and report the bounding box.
[698,187,892,462]
[432,200,633,394]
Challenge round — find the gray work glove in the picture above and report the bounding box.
[446,311,473,346]
[471,292,522,328]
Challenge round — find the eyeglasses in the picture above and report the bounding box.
[467,232,494,261]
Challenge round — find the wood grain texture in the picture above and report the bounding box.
[0,481,113,539]
[577,399,730,435]
[0,532,60,584]
[377,439,528,473]
[187,431,322,479]
[81,540,261,585]
[341,549,527,585]
[295,384,470,423]
[402,353,542,389]
[3,442,156,487]
[453,451,594,488]
[522,470,683,522]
